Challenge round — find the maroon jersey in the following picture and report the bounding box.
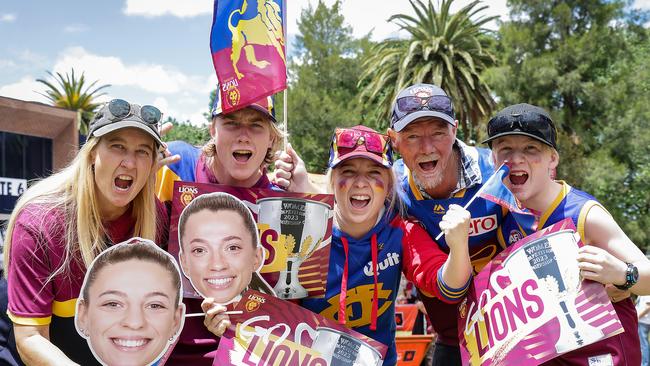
[7,200,168,365]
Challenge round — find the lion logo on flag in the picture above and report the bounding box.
[228,0,285,79]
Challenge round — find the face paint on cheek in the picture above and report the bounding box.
[370,177,386,192]
[337,177,350,191]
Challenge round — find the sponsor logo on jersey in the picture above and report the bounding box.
[508,230,524,245]
[433,204,446,215]
[467,215,498,236]
[364,252,400,276]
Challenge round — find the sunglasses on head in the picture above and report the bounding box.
[395,95,453,117]
[334,128,389,154]
[488,112,556,140]
[106,99,162,126]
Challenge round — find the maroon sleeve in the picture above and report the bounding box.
[400,218,449,301]
[7,208,56,324]
[155,197,171,249]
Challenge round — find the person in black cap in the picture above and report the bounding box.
[274,84,531,366]
[4,99,169,365]
[485,103,650,365]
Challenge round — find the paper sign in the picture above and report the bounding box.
[459,219,624,365]
[170,181,333,300]
[214,290,387,365]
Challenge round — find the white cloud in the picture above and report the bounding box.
[0,59,16,68]
[63,24,89,33]
[43,46,213,125]
[52,46,200,94]
[123,0,211,18]
[0,13,16,23]
[290,0,507,41]
[0,76,49,103]
[635,0,650,8]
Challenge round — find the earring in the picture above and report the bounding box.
[169,336,174,342]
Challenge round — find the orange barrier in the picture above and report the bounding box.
[395,304,419,333]
[396,334,434,366]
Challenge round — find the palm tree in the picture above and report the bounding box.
[359,0,497,138]
[37,69,110,135]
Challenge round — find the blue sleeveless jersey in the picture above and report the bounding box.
[537,182,641,366]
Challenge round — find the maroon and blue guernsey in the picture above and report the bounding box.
[537,182,640,366]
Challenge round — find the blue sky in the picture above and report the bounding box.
[1,0,648,126]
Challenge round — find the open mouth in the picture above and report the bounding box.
[418,159,438,172]
[509,171,529,186]
[205,276,234,288]
[111,338,150,350]
[114,175,134,191]
[350,195,370,209]
[232,150,253,163]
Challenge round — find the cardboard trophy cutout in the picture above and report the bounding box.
[459,219,624,365]
[169,183,333,301]
[75,238,186,366]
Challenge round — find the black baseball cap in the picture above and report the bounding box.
[483,103,557,149]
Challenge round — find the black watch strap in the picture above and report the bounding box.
[614,262,639,290]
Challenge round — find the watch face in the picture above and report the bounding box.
[632,264,639,281]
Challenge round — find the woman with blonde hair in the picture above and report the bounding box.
[5,99,169,365]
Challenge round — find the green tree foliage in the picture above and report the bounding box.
[36,69,110,135]
[286,0,371,173]
[486,0,642,146]
[161,117,210,147]
[359,0,497,138]
[579,37,650,250]
[489,1,649,249]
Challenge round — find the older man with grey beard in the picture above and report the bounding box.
[273,83,529,366]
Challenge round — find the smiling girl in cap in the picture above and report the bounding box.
[300,125,474,365]
[4,99,169,365]
[485,103,650,365]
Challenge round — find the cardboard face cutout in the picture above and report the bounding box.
[177,192,270,305]
[75,238,185,366]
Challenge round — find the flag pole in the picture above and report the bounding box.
[434,163,507,241]
[284,89,288,149]
[282,0,288,150]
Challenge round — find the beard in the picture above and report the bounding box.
[412,154,450,191]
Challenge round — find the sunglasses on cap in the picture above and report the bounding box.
[335,128,388,153]
[329,127,393,168]
[105,99,162,126]
[486,112,557,148]
[88,99,165,148]
[394,95,454,119]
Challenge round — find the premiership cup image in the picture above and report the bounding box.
[504,230,603,353]
[312,327,382,366]
[256,197,331,299]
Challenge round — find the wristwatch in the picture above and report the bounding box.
[614,262,639,290]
